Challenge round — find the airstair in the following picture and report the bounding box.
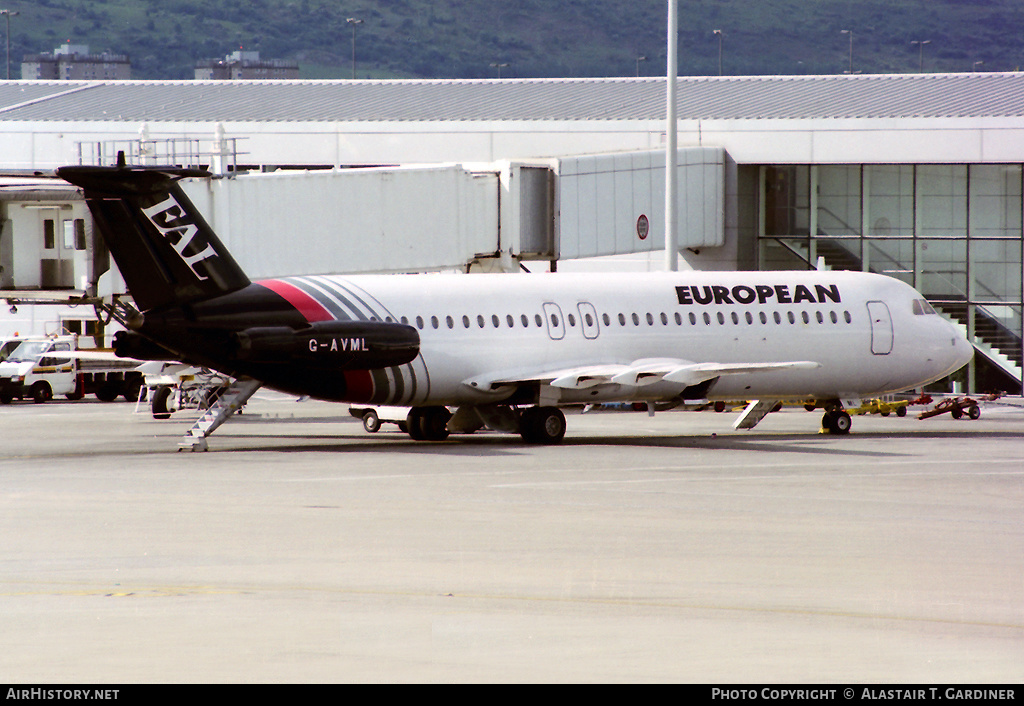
[178,377,262,451]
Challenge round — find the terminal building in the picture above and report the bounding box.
[1,73,1023,394]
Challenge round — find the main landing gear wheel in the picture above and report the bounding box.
[821,409,852,435]
[406,406,451,441]
[519,406,566,444]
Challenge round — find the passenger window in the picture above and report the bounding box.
[522,314,530,327]
[431,316,439,329]
[830,311,838,324]
[844,311,852,324]
[618,313,626,326]
[447,316,454,329]
[602,313,611,326]
[507,315,514,327]
[801,311,809,324]
[674,313,682,325]
[463,315,471,328]
[645,313,654,326]
[492,314,500,328]
[535,314,543,327]
[689,313,697,325]
[567,314,576,327]
[773,312,782,324]
[477,315,486,328]
[416,316,424,329]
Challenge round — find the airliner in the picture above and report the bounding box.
[55,161,974,446]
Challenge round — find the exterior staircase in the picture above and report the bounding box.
[765,235,1023,392]
[933,302,1023,391]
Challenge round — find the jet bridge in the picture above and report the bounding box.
[0,146,726,327]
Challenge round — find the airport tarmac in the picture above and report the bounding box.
[1,394,1022,683]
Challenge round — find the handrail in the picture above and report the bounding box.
[75,136,248,175]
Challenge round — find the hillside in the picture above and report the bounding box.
[10,0,1024,80]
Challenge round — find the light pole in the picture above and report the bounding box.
[635,55,647,77]
[347,17,363,79]
[1,9,18,81]
[840,29,853,74]
[911,39,931,72]
[490,62,508,78]
[713,29,723,76]
[665,0,678,272]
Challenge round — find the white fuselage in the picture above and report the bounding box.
[268,269,974,408]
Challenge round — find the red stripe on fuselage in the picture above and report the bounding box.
[258,279,377,402]
[344,370,375,403]
[258,279,334,323]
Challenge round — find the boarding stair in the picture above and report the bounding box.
[178,377,263,451]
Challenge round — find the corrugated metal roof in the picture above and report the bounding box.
[1,73,1023,123]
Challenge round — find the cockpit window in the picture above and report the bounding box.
[912,299,937,315]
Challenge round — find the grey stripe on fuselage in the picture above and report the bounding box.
[288,276,425,405]
[285,276,361,321]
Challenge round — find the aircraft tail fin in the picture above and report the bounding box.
[56,159,250,312]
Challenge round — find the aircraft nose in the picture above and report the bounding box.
[950,323,975,370]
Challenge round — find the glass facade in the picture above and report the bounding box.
[758,164,1024,394]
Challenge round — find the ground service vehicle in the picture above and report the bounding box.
[0,334,143,404]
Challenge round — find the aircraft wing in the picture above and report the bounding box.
[661,361,821,386]
[464,364,634,392]
[464,359,821,392]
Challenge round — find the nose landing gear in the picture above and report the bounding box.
[821,408,853,435]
